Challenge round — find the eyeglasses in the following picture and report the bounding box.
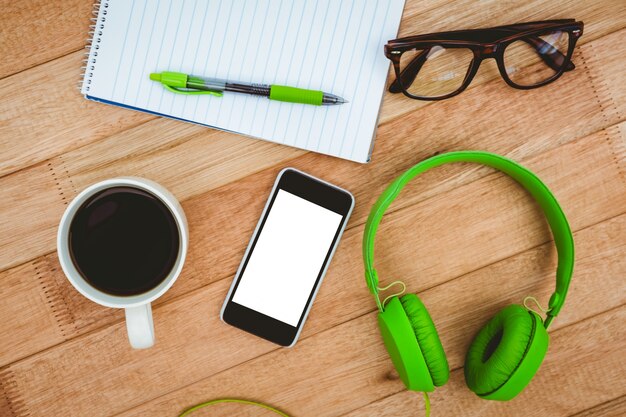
[384,19,584,100]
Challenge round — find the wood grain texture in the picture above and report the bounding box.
[338,306,626,417]
[2,0,620,83]
[0,51,154,177]
[381,0,626,123]
[1,0,624,179]
[0,1,624,416]
[0,118,303,271]
[0,0,92,78]
[1,132,624,415]
[571,396,626,417]
[119,217,626,417]
[1,27,624,272]
[1,116,623,367]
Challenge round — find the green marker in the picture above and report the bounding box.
[149,71,347,106]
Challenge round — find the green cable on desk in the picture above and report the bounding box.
[179,398,291,417]
[179,396,428,417]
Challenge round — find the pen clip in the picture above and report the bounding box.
[163,84,223,97]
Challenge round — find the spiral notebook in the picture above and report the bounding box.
[82,0,405,163]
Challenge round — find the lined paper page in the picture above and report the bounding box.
[83,0,405,163]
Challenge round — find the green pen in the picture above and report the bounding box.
[149,71,347,106]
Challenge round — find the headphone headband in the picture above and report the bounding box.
[363,151,574,328]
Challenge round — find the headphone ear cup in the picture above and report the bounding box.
[378,296,434,392]
[464,304,549,400]
[399,294,450,387]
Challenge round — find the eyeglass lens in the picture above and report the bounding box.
[399,46,474,98]
[503,30,570,87]
[396,29,572,97]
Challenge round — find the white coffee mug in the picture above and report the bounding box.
[57,177,188,349]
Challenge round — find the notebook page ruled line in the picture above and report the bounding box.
[131,1,161,107]
[315,2,365,152]
[121,0,148,103]
[349,0,392,159]
[240,0,284,136]
[277,0,322,146]
[150,1,182,112]
[202,1,237,127]
[145,0,173,106]
[291,0,336,150]
[214,0,247,122]
[167,0,200,116]
[231,0,270,134]
[345,0,385,158]
[328,0,375,157]
[214,2,249,122]
[133,1,168,108]
[352,1,398,160]
[320,1,367,154]
[156,2,185,111]
[249,1,292,138]
[194,0,232,125]
[181,0,211,116]
[304,0,355,151]
[334,0,380,158]
[227,1,271,130]
[261,1,306,140]
[211,1,247,123]
[285,0,330,147]
[110,0,137,100]
[192,0,225,121]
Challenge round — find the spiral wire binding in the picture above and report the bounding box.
[81,1,109,93]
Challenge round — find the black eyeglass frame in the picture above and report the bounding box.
[384,19,584,101]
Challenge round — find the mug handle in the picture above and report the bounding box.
[125,303,155,349]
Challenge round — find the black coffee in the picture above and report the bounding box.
[69,186,180,296]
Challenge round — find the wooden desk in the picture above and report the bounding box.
[1,1,624,416]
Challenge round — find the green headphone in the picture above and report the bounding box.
[363,151,574,401]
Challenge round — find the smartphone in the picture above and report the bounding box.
[221,168,354,347]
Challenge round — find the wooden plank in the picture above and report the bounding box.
[116,216,626,417]
[396,0,626,38]
[0,118,303,272]
[338,307,626,417]
[0,2,624,416]
[0,0,623,178]
[0,113,623,367]
[0,141,623,415]
[379,0,626,123]
[1,28,624,273]
[0,258,68,363]
[0,0,91,79]
[570,396,626,417]
[0,51,154,176]
[1,0,620,82]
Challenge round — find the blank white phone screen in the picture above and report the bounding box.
[232,189,343,326]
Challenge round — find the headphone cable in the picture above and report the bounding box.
[179,398,290,417]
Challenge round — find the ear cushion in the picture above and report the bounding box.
[399,294,450,386]
[464,305,535,396]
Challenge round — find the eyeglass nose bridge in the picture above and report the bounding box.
[479,43,500,58]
